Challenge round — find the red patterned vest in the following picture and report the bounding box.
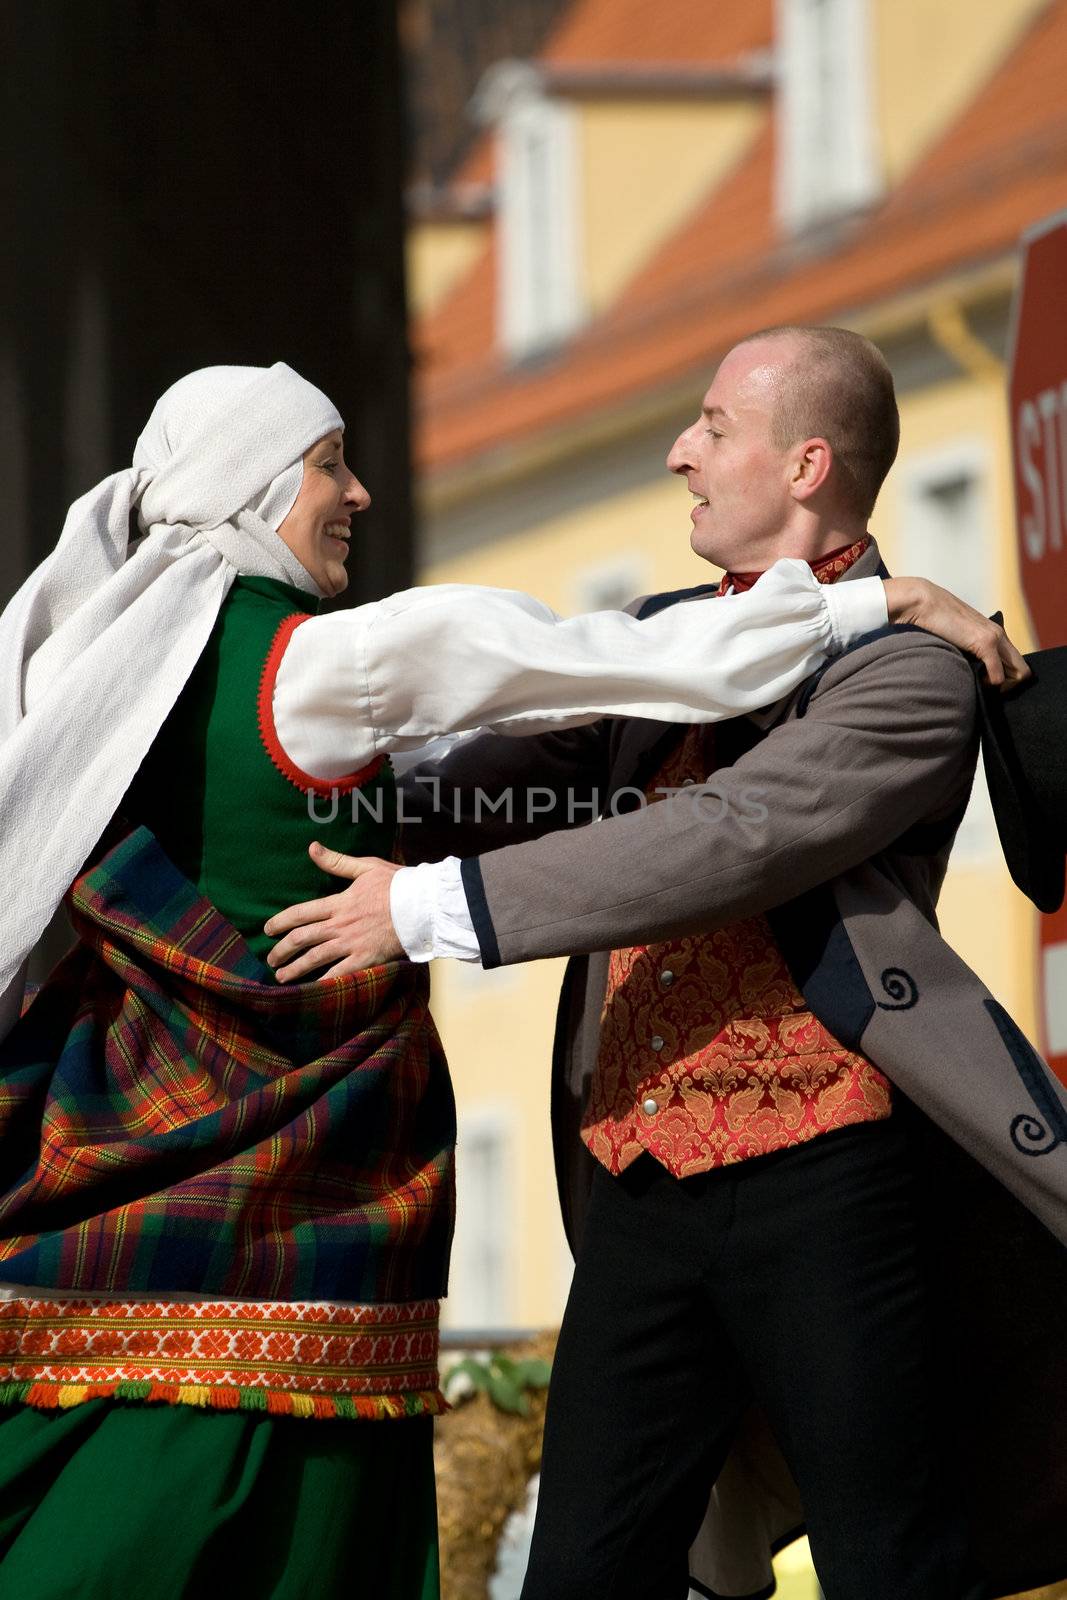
[582,539,893,1179]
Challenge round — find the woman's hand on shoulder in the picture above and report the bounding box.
[883,577,1029,689]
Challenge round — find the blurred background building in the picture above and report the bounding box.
[3,3,1065,1595]
[405,7,1067,1590]
[405,0,1065,1341]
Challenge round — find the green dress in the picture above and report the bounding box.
[0,578,441,1600]
[0,1403,438,1600]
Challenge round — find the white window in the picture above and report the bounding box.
[1043,941,1067,1056]
[481,64,582,359]
[899,439,994,616]
[776,0,881,233]
[447,1107,512,1329]
[899,438,997,864]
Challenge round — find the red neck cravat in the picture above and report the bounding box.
[720,534,871,594]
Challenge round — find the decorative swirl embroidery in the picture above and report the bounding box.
[875,968,919,1010]
[1010,1111,1063,1159]
[984,998,1067,1159]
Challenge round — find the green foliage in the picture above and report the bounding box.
[444,1351,553,1416]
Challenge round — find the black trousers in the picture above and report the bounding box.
[521,1118,987,1600]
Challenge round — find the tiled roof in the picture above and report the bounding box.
[454,138,494,186]
[415,230,499,379]
[415,0,1067,475]
[415,0,774,384]
[542,0,773,66]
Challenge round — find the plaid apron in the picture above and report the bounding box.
[0,826,455,1420]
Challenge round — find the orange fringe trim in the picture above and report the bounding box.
[0,1380,448,1422]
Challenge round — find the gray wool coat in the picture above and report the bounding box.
[400,539,1067,1600]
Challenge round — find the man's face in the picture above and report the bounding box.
[666,338,798,572]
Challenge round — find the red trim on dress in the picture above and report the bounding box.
[257,612,386,797]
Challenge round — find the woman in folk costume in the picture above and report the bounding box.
[0,362,1021,1600]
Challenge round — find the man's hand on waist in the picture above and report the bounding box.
[265,843,403,981]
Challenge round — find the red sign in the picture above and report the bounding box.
[1008,208,1067,1085]
[1009,208,1067,650]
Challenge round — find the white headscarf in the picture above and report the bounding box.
[0,361,343,1035]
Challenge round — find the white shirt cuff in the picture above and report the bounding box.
[821,576,888,654]
[389,858,483,964]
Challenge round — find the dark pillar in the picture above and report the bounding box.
[0,0,412,609]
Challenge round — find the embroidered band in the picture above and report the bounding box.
[0,1295,445,1421]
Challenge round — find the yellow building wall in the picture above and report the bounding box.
[406,219,489,318]
[431,957,571,1331]
[423,469,705,608]
[773,1537,820,1599]
[578,99,764,315]
[873,0,1048,183]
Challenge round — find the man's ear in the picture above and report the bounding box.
[791,437,833,501]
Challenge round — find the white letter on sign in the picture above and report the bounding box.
[1018,398,1044,561]
[1038,388,1063,552]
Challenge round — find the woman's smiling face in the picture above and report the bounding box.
[276,431,371,597]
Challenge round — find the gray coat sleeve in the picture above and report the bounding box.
[465,631,980,966]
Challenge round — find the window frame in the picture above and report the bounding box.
[776,0,881,233]
[498,87,583,360]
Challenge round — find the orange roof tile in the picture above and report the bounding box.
[415,229,500,382]
[543,0,773,66]
[454,138,494,187]
[416,0,1067,475]
[915,0,1064,180]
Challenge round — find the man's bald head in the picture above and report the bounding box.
[738,325,900,519]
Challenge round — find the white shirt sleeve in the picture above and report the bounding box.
[385,572,887,966]
[390,858,478,962]
[271,561,887,781]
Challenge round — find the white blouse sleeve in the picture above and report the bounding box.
[389,857,477,963]
[271,559,887,782]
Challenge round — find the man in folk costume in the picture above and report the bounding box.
[268,327,1067,1600]
[0,360,1008,1597]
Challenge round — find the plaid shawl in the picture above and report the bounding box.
[0,827,455,1305]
